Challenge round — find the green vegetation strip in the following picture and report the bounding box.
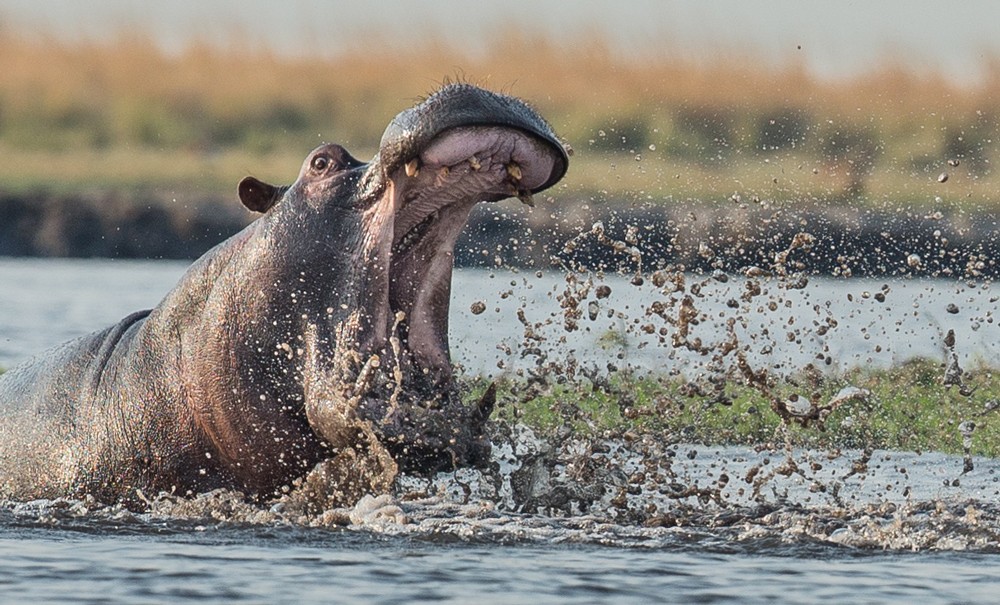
[465,358,1000,457]
[0,359,994,455]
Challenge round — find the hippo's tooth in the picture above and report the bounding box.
[405,158,420,178]
[506,162,522,182]
[468,156,481,171]
[435,166,450,186]
[517,191,535,207]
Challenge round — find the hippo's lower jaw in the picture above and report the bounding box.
[302,366,492,475]
[358,385,494,475]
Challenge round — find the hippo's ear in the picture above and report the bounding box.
[238,176,285,213]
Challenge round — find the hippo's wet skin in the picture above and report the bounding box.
[0,84,568,505]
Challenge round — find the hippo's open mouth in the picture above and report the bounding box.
[387,126,564,390]
[350,85,568,472]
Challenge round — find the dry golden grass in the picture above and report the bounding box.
[1,28,998,206]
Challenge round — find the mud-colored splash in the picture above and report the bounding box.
[2,205,998,554]
[5,424,1000,552]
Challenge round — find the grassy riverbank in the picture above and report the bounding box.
[3,358,993,456]
[1,29,999,208]
[475,358,1000,457]
[1,355,995,456]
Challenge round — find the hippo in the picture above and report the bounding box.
[0,83,568,506]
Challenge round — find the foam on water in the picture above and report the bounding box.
[5,427,1000,553]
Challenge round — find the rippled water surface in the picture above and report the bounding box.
[5,527,1000,604]
[2,258,1000,603]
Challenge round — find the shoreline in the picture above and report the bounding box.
[1,191,997,278]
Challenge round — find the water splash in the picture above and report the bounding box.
[2,202,999,554]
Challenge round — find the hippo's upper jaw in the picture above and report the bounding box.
[349,84,568,472]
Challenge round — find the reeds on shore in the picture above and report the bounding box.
[1,27,999,206]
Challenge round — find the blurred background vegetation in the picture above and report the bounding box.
[1,27,998,209]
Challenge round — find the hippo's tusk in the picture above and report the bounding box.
[405,158,420,177]
[468,155,481,171]
[506,162,522,182]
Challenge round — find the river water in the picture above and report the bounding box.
[1,258,999,603]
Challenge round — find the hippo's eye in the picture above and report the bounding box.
[310,155,331,173]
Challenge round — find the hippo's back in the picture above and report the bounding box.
[0,310,151,498]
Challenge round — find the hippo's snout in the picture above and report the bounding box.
[378,83,569,192]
